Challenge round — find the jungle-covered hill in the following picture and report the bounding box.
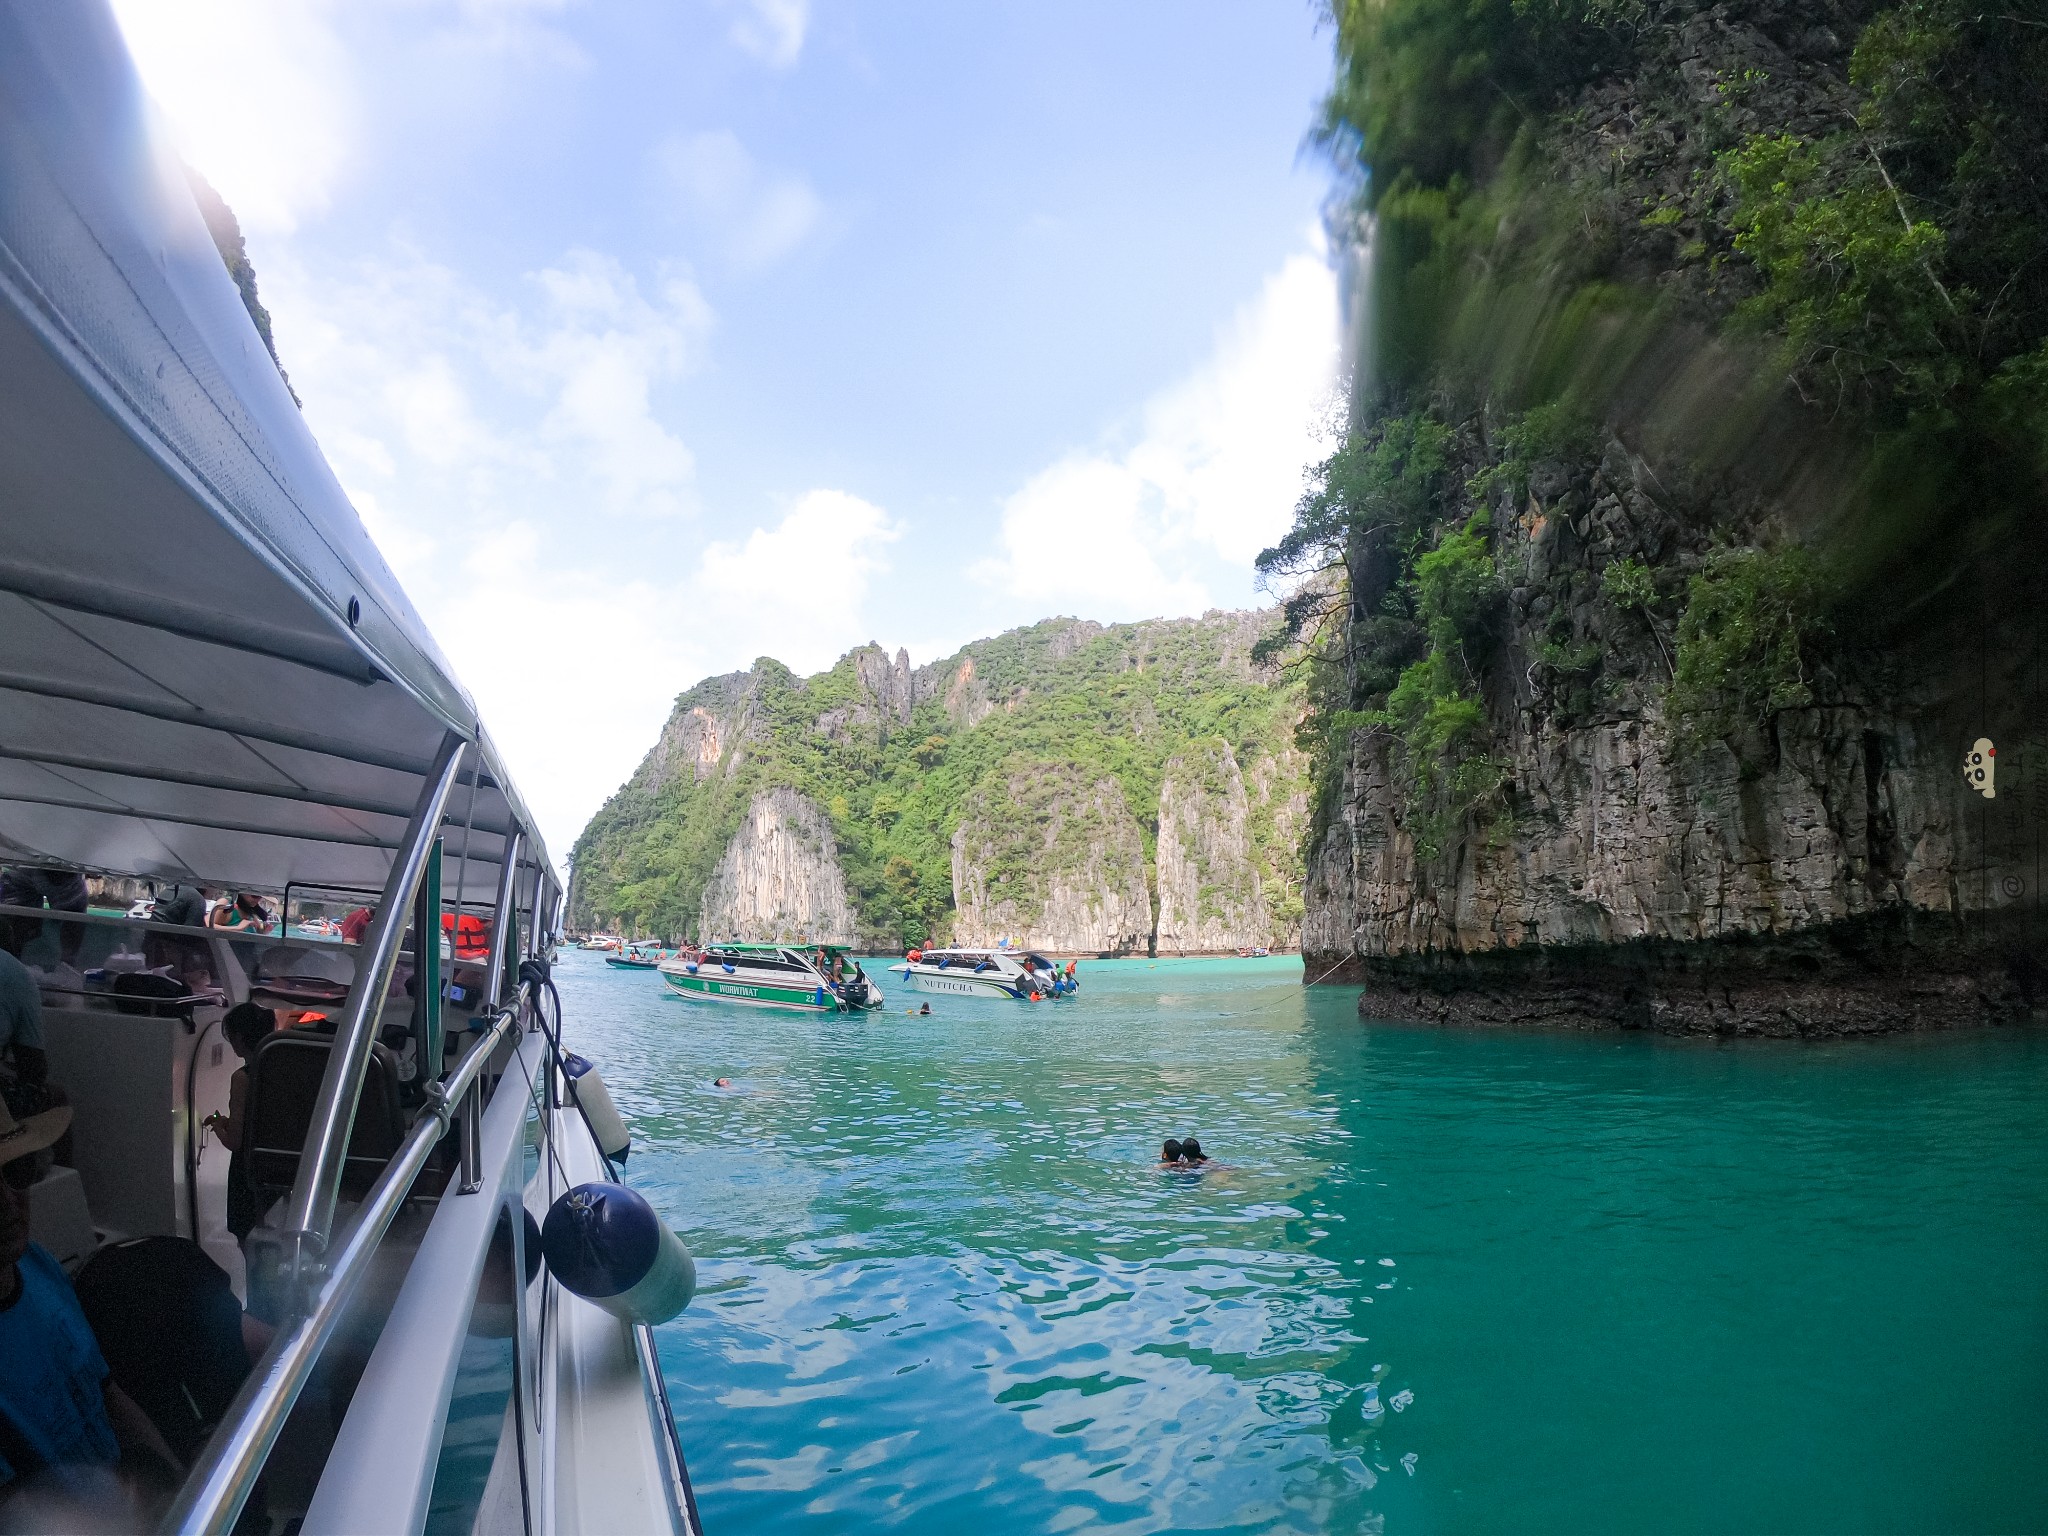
[1277,0,2047,1032]
[567,613,1308,953]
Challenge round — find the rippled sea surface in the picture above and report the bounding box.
[553,950,2048,1534]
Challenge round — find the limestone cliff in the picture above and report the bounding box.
[1301,426,2041,1032]
[1285,0,2048,1033]
[697,788,854,945]
[950,766,1153,953]
[572,611,1307,950]
[1156,738,1297,953]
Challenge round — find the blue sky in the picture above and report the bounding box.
[111,0,1342,859]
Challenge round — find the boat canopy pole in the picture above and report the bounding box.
[271,730,467,1268]
[460,831,522,1192]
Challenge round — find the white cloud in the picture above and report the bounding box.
[982,243,1340,618]
[721,0,809,68]
[264,245,895,857]
[276,244,709,526]
[654,130,823,269]
[110,0,354,235]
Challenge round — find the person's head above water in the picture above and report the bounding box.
[1180,1137,1206,1163]
[712,1077,731,1088]
[1160,1138,1183,1163]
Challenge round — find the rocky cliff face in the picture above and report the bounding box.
[951,765,1154,953]
[1299,423,2045,1034]
[1286,0,2048,1033]
[1156,739,1269,952]
[698,787,855,944]
[572,612,1309,949]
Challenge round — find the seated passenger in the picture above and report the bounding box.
[0,1099,181,1509]
[73,1237,271,1465]
[208,892,274,934]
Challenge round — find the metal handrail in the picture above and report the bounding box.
[157,997,524,1535]
[280,732,466,1256]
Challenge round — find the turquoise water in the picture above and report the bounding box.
[555,950,2048,1534]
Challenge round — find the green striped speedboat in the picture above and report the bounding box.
[659,943,884,1013]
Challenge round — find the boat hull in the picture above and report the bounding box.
[662,968,843,1012]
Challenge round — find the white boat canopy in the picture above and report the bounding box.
[0,1,547,902]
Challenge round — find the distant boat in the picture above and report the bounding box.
[661,943,883,1012]
[889,947,1076,999]
[606,941,666,970]
[1238,946,1272,958]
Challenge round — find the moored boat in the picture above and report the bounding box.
[606,942,665,969]
[661,943,883,1012]
[0,14,699,1529]
[890,947,1077,999]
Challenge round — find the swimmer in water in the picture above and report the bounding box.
[919,1002,931,1015]
[1179,1136,1209,1166]
[1158,1137,1184,1166]
[713,1077,731,1088]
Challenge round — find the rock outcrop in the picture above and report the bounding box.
[1302,424,2047,1033]
[697,788,854,945]
[1155,739,1267,952]
[951,765,1153,952]
[571,612,1309,948]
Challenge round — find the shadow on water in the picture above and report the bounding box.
[554,949,2048,1534]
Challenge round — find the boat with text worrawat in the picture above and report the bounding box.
[661,943,885,1012]
[890,947,1078,999]
[0,10,701,1530]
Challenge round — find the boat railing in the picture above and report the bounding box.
[159,992,530,1533]
[155,732,560,1533]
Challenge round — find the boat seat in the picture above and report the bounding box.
[243,1030,408,1201]
[111,970,195,1025]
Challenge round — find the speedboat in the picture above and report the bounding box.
[0,11,699,1530]
[661,943,884,1012]
[606,943,664,970]
[890,947,1078,998]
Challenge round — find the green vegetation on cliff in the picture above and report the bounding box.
[569,614,1306,948]
[1269,0,2047,853]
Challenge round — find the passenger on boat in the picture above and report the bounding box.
[340,905,375,945]
[0,1099,182,1510]
[0,866,88,964]
[204,1003,277,1242]
[209,892,275,934]
[73,1237,273,1467]
[0,948,50,1112]
[150,883,210,928]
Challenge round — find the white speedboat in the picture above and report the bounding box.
[661,943,884,1012]
[0,11,698,1530]
[889,947,1078,998]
